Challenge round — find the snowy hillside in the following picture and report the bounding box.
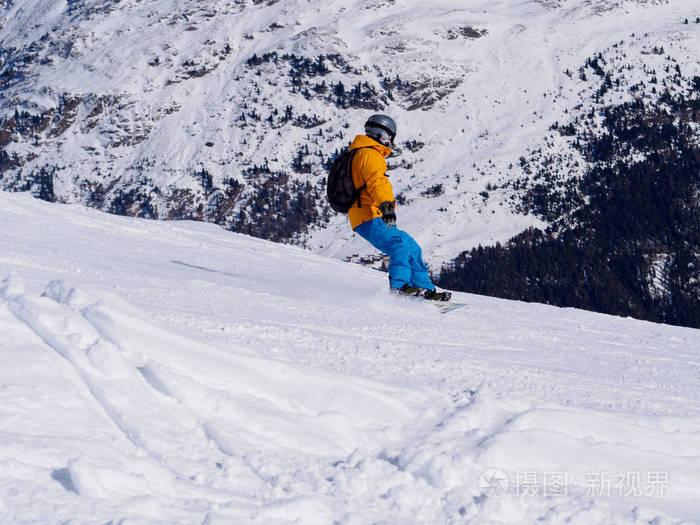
[1,0,698,265]
[1,191,700,524]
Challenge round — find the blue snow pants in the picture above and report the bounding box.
[354,217,435,290]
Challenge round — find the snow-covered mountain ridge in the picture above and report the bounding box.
[1,190,700,524]
[1,0,698,264]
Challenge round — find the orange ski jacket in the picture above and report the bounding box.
[347,135,394,230]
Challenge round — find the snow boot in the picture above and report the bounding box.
[395,284,451,302]
[421,288,451,302]
[394,284,423,297]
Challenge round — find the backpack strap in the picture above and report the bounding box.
[349,146,373,209]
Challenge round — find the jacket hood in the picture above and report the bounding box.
[349,135,392,158]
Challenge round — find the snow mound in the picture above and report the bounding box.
[0,275,441,522]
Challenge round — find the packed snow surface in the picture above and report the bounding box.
[1,192,699,524]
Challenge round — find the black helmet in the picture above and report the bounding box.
[364,114,397,146]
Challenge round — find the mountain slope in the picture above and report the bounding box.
[1,192,699,523]
[1,0,698,262]
[438,33,700,327]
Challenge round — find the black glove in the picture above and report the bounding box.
[378,201,396,227]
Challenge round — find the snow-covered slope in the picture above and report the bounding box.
[1,192,699,524]
[1,0,698,265]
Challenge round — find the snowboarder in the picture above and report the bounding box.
[347,114,450,301]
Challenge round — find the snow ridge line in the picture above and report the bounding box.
[0,277,149,451]
[0,277,227,501]
[0,276,324,508]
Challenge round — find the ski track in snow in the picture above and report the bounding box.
[1,192,699,523]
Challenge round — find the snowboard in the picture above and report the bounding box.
[431,301,467,314]
[401,295,467,314]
